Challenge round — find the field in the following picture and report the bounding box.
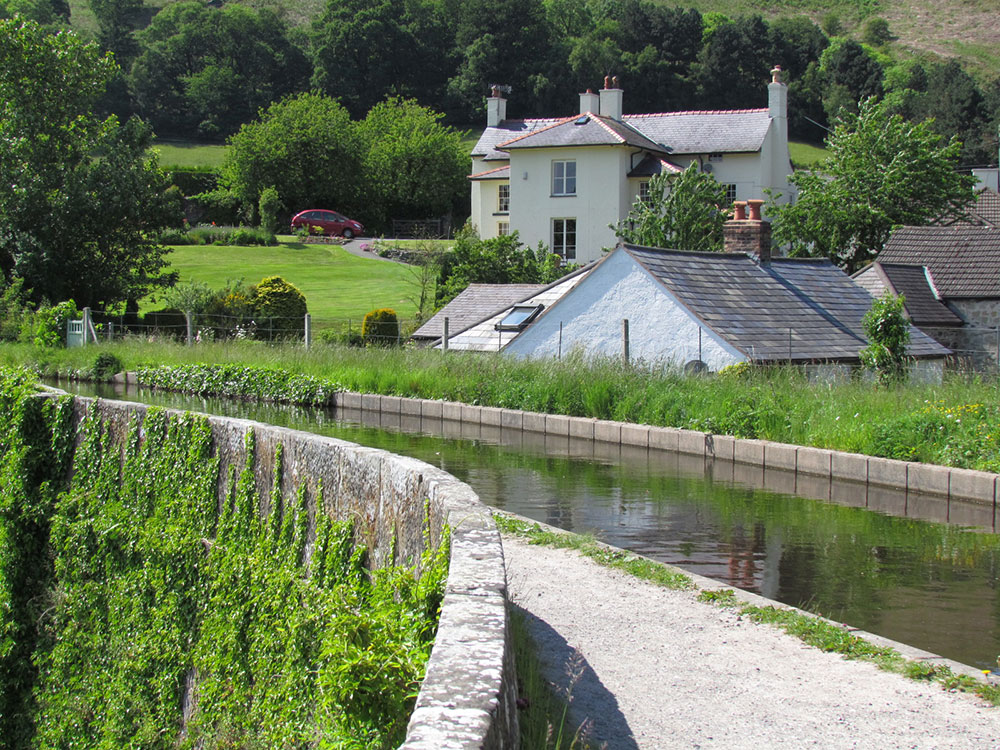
[157,241,422,328]
[153,139,228,170]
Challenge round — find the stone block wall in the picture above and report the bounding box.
[70,397,517,750]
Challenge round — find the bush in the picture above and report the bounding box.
[30,300,80,348]
[225,227,276,246]
[860,292,910,385]
[188,187,242,225]
[362,308,399,347]
[258,186,281,234]
[0,277,30,342]
[92,352,123,380]
[253,276,307,339]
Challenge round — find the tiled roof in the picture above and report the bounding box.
[852,263,963,327]
[879,225,1000,299]
[469,165,510,181]
[472,108,773,161]
[624,245,947,362]
[623,109,772,154]
[627,154,684,177]
[411,284,546,340]
[440,265,594,351]
[497,113,668,153]
[472,119,561,161]
[972,187,1000,227]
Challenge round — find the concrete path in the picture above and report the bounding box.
[502,534,1000,749]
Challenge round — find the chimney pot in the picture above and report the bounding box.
[770,65,783,84]
[603,75,611,89]
[733,201,747,221]
[747,199,764,221]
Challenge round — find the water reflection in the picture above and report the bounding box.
[59,381,1000,669]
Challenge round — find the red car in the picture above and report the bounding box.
[290,209,364,239]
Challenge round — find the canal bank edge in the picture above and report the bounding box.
[47,392,518,750]
[323,389,997,509]
[493,508,994,686]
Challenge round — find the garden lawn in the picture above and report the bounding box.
[153,139,228,170]
[156,241,419,327]
[789,141,828,168]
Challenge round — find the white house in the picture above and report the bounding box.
[469,68,796,265]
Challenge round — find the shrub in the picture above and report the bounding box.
[30,300,80,348]
[860,292,910,385]
[91,352,123,380]
[0,277,30,342]
[258,186,281,235]
[362,308,399,347]
[188,187,242,225]
[253,276,307,339]
[225,227,276,246]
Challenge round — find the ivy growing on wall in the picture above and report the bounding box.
[0,369,447,749]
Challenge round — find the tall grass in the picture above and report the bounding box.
[9,340,1000,472]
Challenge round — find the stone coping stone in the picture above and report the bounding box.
[334,389,1000,506]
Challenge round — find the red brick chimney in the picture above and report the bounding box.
[723,200,771,264]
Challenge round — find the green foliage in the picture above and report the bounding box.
[0,18,176,309]
[615,164,730,252]
[30,299,80,349]
[436,224,568,306]
[129,1,309,139]
[137,363,340,405]
[769,97,977,272]
[356,98,468,233]
[253,275,307,339]
[91,351,122,379]
[860,291,910,385]
[0,373,449,746]
[0,276,30,342]
[222,93,361,224]
[258,185,281,235]
[861,16,893,46]
[187,187,242,226]
[362,307,400,347]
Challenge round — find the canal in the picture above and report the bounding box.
[63,382,1000,671]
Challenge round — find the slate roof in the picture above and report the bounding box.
[879,225,1000,299]
[852,263,963,327]
[623,109,772,154]
[411,284,546,341]
[497,113,668,154]
[437,265,594,351]
[469,165,510,181]
[471,108,772,162]
[621,245,947,362]
[971,187,1000,227]
[627,154,684,177]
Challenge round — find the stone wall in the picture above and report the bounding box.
[69,396,517,750]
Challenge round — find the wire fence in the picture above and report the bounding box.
[918,324,1000,375]
[70,309,422,349]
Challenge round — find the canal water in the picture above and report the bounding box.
[62,382,1000,671]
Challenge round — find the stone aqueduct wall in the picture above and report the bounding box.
[70,396,517,750]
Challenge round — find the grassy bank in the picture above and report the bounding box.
[7,340,1000,473]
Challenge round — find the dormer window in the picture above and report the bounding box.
[496,304,544,331]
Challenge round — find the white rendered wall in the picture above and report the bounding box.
[470,180,508,239]
[508,147,630,264]
[505,249,744,369]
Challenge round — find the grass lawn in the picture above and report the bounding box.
[156,240,420,328]
[789,141,828,168]
[153,140,228,170]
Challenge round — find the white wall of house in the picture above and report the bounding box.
[505,249,744,368]
[470,179,509,239]
[508,146,630,264]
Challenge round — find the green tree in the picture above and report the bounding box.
[221,93,361,221]
[436,225,566,306]
[769,98,976,273]
[615,164,730,252]
[860,291,910,385]
[356,98,468,232]
[0,18,175,309]
[130,2,309,138]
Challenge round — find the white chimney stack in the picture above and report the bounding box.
[579,88,599,115]
[487,86,507,128]
[599,75,623,121]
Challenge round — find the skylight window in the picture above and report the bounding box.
[496,304,544,332]
[575,115,589,125]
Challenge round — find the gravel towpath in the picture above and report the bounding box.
[502,534,1000,749]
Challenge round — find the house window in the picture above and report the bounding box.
[552,160,576,196]
[722,184,737,205]
[552,218,576,260]
[496,304,544,332]
[498,221,510,236]
[497,183,510,213]
[708,153,724,163]
[638,181,651,205]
